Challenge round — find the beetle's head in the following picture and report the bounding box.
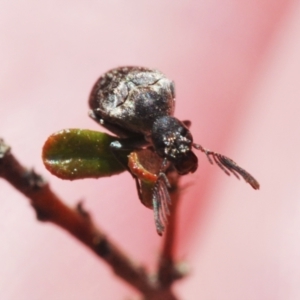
[151,116,198,175]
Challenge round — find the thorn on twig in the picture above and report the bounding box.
[34,206,51,221]
[23,169,47,190]
[172,261,190,280]
[76,200,91,221]
[0,139,10,159]
[93,235,111,257]
[23,170,49,221]
[158,258,189,287]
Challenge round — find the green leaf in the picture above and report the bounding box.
[42,129,127,180]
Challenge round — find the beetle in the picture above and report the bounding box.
[88,66,259,235]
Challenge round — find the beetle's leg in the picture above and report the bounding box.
[109,137,150,173]
[193,143,260,190]
[134,177,143,201]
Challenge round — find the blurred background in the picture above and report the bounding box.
[1,1,300,299]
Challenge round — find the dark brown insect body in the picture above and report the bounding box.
[89,66,259,235]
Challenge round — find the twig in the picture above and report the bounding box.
[0,139,179,300]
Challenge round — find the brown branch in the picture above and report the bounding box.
[0,139,179,300]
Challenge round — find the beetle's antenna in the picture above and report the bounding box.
[152,183,165,236]
[152,171,172,236]
[193,143,260,190]
[157,174,171,214]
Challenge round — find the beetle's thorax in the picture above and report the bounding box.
[150,116,198,174]
[151,116,192,157]
[162,128,191,159]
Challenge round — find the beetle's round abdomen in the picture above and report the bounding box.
[89,66,175,135]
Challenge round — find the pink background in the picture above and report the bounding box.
[1,1,300,299]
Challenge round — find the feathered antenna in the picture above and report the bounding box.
[152,172,171,236]
[193,144,260,190]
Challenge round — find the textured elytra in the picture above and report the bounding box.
[89,66,175,136]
